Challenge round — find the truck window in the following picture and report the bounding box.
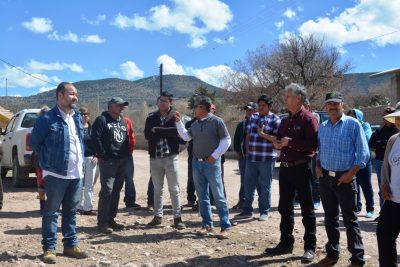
[5,116,16,134]
[21,113,39,128]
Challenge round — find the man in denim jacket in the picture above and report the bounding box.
[29,82,88,264]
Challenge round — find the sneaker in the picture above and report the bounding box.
[126,203,142,209]
[258,214,268,221]
[264,243,293,255]
[147,216,162,227]
[76,209,83,215]
[98,224,113,234]
[313,200,321,210]
[218,228,231,239]
[366,211,374,218]
[173,217,186,230]
[187,200,196,207]
[82,210,97,216]
[63,246,89,259]
[232,201,244,210]
[196,226,214,236]
[317,256,339,267]
[145,204,154,211]
[234,212,253,219]
[109,220,124,230]
[301,249,315,263]
[374,215,380,222]
[43,250,56,264]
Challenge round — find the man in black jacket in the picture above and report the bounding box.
[91,97,132,234]
[144,91,186,229]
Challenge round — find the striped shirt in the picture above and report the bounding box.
[247,112,280,162]
[317,114,369,171]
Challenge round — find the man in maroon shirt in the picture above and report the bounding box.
[265,83,319,264]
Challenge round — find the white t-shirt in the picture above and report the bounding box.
[43,107,84,179]
[388,137,400,203]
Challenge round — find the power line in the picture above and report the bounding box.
[0,57,58,87]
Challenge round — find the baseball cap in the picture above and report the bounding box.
[243,102,258,110]
[108,97,128,106]
[324,91,343,103]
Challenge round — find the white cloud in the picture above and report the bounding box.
[111,0,233,48]
[11,94,22,97]
[47,31,105,43]
[82,15,106,25]
[38,86,53,93]
[274,21,285,30]
[283,8,296,19]
[189,65,232,86]
[120,61,144,79]
[21,17,53,33]
[27,60,84,73]
[298,0,400,47]
[154,54,231,86]
[81,34,106,43]
[0,64,60,89]
[156,54,185,75]
[213,36,234,45]
[22,17,105,43]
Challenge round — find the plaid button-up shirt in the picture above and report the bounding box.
[247,112,280,162]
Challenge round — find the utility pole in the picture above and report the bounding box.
[5,78,8,107]
[159,64,163,95]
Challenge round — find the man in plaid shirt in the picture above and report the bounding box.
[235,95,280,221]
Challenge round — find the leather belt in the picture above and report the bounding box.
[280,159,308,168]
[322,169,348,178]
[195,157,208,162]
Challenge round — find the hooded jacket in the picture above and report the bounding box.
[352,108,372,142]
[91,111,131,160]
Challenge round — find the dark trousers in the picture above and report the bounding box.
[124,155,136,206]
[356,160,374,212]
[238,156,246,202]
[97,158,128,225]
[147,177,154,205]
[278,163,316,251]
[377,200,400,267]
[0,174,3,209]
[187,155,196,202]
[319,173,364,265]
[310,155,320,202]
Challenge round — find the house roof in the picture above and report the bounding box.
[369,68,400,78]
[0,106,13,127]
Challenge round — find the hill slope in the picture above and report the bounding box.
[0,75,223,113]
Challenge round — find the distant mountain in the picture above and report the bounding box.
[0,72,392,113]
[343,72,389,93]
[0,75,224,113]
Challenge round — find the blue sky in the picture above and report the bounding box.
[1,0,399,97]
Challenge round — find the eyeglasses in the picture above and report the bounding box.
[81,113,90,116]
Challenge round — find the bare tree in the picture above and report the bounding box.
[223,34,351,111]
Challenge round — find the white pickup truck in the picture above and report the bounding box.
[0,109,40,187]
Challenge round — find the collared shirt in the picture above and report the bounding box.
[277,107,319,162]
[247,112,280,162]
[43,107,84,179]
[317,114,369,171]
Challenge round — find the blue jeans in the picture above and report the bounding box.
[192,157,231,230]
[124,155,136,206]
[375,160,384,207]
[356,159,374,212]
[42,175,82,251]
[243,158,274,215]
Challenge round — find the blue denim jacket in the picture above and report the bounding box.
[29,106,84,176]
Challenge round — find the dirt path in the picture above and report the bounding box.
[0,150,386,266]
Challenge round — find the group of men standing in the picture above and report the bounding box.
[29,81,379,266]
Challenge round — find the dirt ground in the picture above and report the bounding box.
[0,149,390,266]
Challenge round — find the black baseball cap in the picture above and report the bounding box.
[243,102,258,110]
[108,97,128,106]
[324,91,343,103]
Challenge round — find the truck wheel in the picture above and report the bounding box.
[12,156,30,188]
[1,167,8,179]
